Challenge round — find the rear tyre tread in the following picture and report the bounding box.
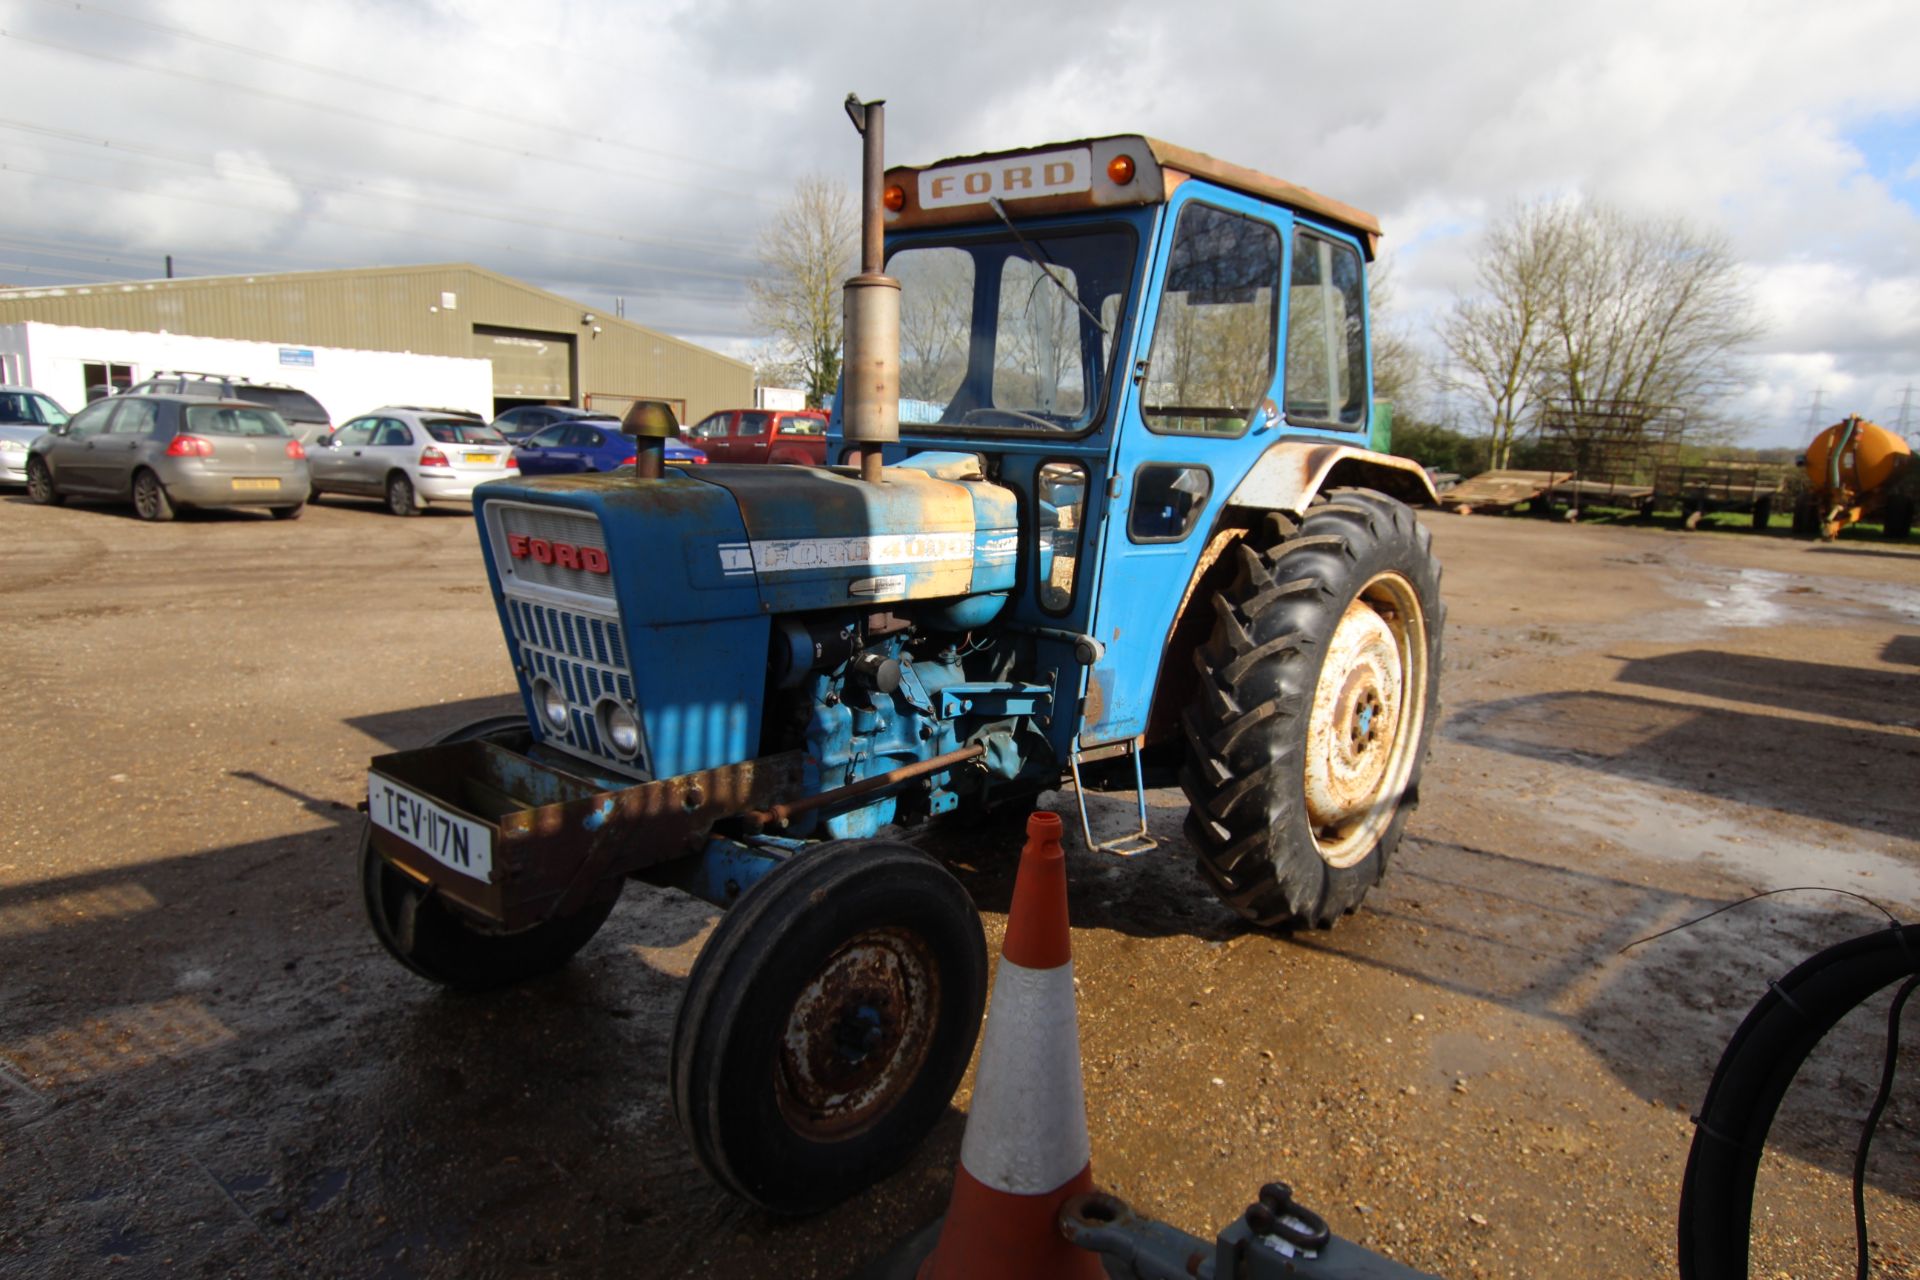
[1183,488,1444,928]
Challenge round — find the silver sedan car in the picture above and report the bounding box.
[27,394,310,521]
[0,385,70,485]
[306,407,517,515]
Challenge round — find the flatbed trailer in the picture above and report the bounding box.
[1654,462,1791,529]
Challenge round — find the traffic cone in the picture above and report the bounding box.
[920,810,1104,1280]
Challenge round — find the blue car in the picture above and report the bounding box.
[511,420,708,475]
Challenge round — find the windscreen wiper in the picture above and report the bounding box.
[987,197,1109,336]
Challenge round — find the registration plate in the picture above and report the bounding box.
[367,773,493,881]
[231,477,281,491]
[464,453,499,466]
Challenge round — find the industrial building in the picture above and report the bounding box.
[0,262,753,423]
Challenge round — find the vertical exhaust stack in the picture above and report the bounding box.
[842,94,900,486]
[621,399,680,480]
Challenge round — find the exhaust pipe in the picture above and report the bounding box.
[841,94,899,486]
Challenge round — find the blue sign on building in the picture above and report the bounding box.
[278,348,315,367]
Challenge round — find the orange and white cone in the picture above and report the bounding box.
[920,810,1104,1280]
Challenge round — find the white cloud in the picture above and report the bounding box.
[0,0,1915,444]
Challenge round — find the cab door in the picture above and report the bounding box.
[1080,189,1295,747]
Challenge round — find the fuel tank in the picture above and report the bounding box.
[689,458,1019,615]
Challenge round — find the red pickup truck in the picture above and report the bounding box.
[684,409,828,465]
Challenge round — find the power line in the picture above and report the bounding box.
[22,0,776,185]
[0,26,779,207]
[0,163,762,289]
[0,119,761,263]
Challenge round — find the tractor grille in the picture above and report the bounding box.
[504,596,646,776]
[489,504,615,600]
[485,501,644,777]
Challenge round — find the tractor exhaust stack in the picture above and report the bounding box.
[841,94,899,485]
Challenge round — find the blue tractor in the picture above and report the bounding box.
[359,101,1444,1214]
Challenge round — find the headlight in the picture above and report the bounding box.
[0,439,25,453]
[595,697,642,760]
[531,677,569,732]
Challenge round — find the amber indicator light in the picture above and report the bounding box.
[1107,154,1136,185]
[883,183,907,212]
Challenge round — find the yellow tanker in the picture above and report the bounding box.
[1796,415,1914,540]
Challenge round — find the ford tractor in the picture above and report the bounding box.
[359,98,1445,1214]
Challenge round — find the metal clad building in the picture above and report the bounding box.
[0,262,752,421]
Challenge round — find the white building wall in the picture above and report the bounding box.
[0,322,494,424]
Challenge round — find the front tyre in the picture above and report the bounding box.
[360,715,619,990]
[1182,489,1444,928]
[26,456,62,505]
[671,841,987,1215]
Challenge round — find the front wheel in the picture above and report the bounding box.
[671,841,987,1214]
[26,456,62,506]
[1182,489,1444,928]
[361,714,619,990]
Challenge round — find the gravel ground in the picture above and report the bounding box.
[1,488,1916,1279]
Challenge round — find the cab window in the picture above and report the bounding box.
[687,413,730,440]
[1284,229,1368,428]
[1140,203,1283,436]
[373,421,413,447]
[336,421,378,447]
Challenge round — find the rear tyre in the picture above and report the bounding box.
[385,471,419,517]
[25,456,62,506]
[1750,496,1773,531]
[1791,496,1819,537]
[269,503,304,521]
[1182,489,1444,928]
[132,469,175,522]
[1882,495,1913,541]
[671,841,988,1215]
[361,714,619,991]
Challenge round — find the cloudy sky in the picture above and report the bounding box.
[2,0,1915,447]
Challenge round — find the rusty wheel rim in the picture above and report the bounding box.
[775,926,941,1141]
[1302,571,1428,869]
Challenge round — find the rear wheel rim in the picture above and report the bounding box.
[134,474,158,519]
[389,475,411,513]
[1304,571,1428,869]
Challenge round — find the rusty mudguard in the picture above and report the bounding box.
[366,740,805,931]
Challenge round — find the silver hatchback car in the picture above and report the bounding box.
[306,407,517,515]
[26,394,310,520]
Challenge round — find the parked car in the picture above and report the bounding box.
[25,394,309,521]
[123,371,333,443]
[491,404,620,445]
[307,407,517,515]
[512,420,707,475]
[0,385,71,486]
[683,409,828,464]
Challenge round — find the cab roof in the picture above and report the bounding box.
[884,134,1381,258]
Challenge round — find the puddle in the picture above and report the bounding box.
[1661,561,1920,637]
[1478,767,1920,910]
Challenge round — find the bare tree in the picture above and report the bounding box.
[1442,200,1761,469]
[748,175,859,409]
[1367,258,1426,421]
[1439,203,1568,469]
